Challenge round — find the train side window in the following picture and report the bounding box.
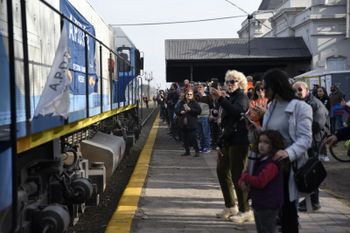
[117,49,131,72]
[140,57,144,71]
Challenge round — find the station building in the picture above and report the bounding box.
[165,0,350,96]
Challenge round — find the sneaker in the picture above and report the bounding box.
[229,211,254,224]
[319,154,330,162]
[216,206,239,219]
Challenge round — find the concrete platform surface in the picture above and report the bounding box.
[131,120,350,233]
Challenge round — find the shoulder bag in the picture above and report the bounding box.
[293,157,327,193]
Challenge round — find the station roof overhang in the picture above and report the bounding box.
[294,69,350,79]
[165,37,312,83]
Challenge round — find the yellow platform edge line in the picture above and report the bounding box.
[105,114,160,233]
[17,105,137,153]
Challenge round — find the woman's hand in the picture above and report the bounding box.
[273,150,289,161]
[254,105,266,115]
[210,88,221,97]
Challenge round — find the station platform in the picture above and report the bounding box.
[106,116,350,233]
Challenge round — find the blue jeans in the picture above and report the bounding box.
[198,117,211,149]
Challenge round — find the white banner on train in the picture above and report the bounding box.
[33,23,71,119]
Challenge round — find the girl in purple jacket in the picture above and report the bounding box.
[239,130,285,233]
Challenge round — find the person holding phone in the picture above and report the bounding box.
[248,81,268,128]
[211,70,253,223]
[175,89,201,157]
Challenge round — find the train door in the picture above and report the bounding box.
[0,1,14,232]
[0,30,13,233]
[117,47,131,106]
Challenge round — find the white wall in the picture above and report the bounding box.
[247,0,350,71]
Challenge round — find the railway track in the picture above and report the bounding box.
[68,108,158,233]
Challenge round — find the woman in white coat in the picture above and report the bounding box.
[261,68,313,233]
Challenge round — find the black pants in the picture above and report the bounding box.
[210,121,220,149]
[280,172,299,233]
[181,129,199,154]
[307,147,320,205]
[254,209,279,233]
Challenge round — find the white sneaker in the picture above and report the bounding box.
[216,206,239,219]
[319,154,330,162]
[229,211,254,224]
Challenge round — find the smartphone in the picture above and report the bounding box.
[241,112,257,127]
[211,80,218,89]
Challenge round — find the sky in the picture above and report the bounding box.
[88,0,261,89]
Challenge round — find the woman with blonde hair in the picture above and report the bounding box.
[211,70,253,223]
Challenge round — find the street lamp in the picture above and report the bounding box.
[144,71,153,99]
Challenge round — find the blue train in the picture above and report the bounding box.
[0,0,144,232]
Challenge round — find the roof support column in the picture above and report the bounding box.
[190,64,193,82]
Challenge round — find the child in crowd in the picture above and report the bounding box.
[239,130,284,233]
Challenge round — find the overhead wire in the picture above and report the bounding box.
[223,0,272,30]
[110,15,247,26]
[109,1,272,31]
[223,0,250,15]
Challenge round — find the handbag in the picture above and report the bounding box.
[293,157,327,193]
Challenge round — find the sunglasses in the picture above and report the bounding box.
[225,80,238,85]
[186,93,193,96]
[256,88,264,92]
[294,87,303,92]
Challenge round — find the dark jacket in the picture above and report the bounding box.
[242,157,284,210]
[217,89,249,146]
[305,94,330,142]
[166,90,180,110]
[175,100,201,130]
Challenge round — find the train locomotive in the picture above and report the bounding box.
[0,0,144,232]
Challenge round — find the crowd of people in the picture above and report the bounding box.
[154,68,349,233]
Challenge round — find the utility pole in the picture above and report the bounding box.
[247,14,253,56]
